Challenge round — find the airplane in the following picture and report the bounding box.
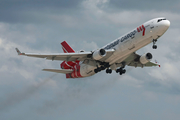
[16,17,170,78]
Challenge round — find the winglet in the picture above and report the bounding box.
[15,48,25,55]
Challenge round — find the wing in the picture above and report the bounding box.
[15,48,115,62]
[123,53,160,67]
[42,69,73,74]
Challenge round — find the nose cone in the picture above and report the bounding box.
[157,20,170,35]
[160,20,170,30]
[164,20,170,28]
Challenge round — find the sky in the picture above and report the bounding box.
[0,0,180,120]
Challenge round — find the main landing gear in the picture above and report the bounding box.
[94,62,126,75]
[94,62,109,73]
[94,67,113,74]
[106,68,112,74]
[152,39,157,49]
[94,66,106,73]
[116,67,126,75]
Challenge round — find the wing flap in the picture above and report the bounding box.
[128,61,160,67]
[42,69,73,74]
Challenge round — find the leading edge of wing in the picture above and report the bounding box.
[15,48,92,56]
[42,69,73,74]
[15,48,114,57]
[15,48,115,61]
[15,48,92,61]
[26,52,92,61]
[22,52,92,57]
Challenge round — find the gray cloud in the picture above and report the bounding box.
[108,0,180,12]
[0,74,57,112]
[0,0,180,119]
[0,0,83,23]
[36,74,120,115]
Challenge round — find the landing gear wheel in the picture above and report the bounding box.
[152,39,157,49]
[94,69,98,73]
[153,45,157,49]
[109,69,112,74]
[97,67,101,72]
[106,69,109,73]
[122,69,126,74]
[94,67,102,73]
[106,69,112,74]
[117,67,126,75]
[119,72,123,75]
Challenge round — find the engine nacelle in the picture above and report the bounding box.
[92,49,106,60]
[139,53,153,64]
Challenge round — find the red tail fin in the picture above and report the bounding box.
[61,41,75,53]
[60,40,77,69]
[60,41,80,78]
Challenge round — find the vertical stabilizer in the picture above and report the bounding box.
[60,41,79,78]
[61,41,75,53]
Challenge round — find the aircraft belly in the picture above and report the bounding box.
[80,64,96,77]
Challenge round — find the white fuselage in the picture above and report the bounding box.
[79,18,170,77]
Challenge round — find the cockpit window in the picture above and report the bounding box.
[157,18,166,22]
[157,19,162,22]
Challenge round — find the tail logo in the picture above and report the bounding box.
[60,41,82,78]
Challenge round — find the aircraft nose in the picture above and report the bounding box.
[164,20,170,28]
[157,20,170,35]
[161,20,170,30]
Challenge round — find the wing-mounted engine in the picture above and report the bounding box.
[139,53,152,64]
[92,49,106,60]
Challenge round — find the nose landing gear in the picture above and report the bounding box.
[152,39,157,49]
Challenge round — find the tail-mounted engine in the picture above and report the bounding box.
[92,49,106,60]
[139,53,152,64]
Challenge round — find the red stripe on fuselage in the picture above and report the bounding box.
[139,26,142,31]
[76,62,82,77]
[66,74,71,78]
[142,25,145,36]
[137,28,140,32]
[61,61,77,69]
[66,62,82,78]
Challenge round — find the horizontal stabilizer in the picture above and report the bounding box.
[42,69,73,74]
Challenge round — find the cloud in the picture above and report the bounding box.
[36,73,120,115]
[108,0,180,12]
[0,0,84,24]
[0,74,57,112]
[0,0,180,119]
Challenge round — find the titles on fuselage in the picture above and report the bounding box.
[104,30,137,50]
